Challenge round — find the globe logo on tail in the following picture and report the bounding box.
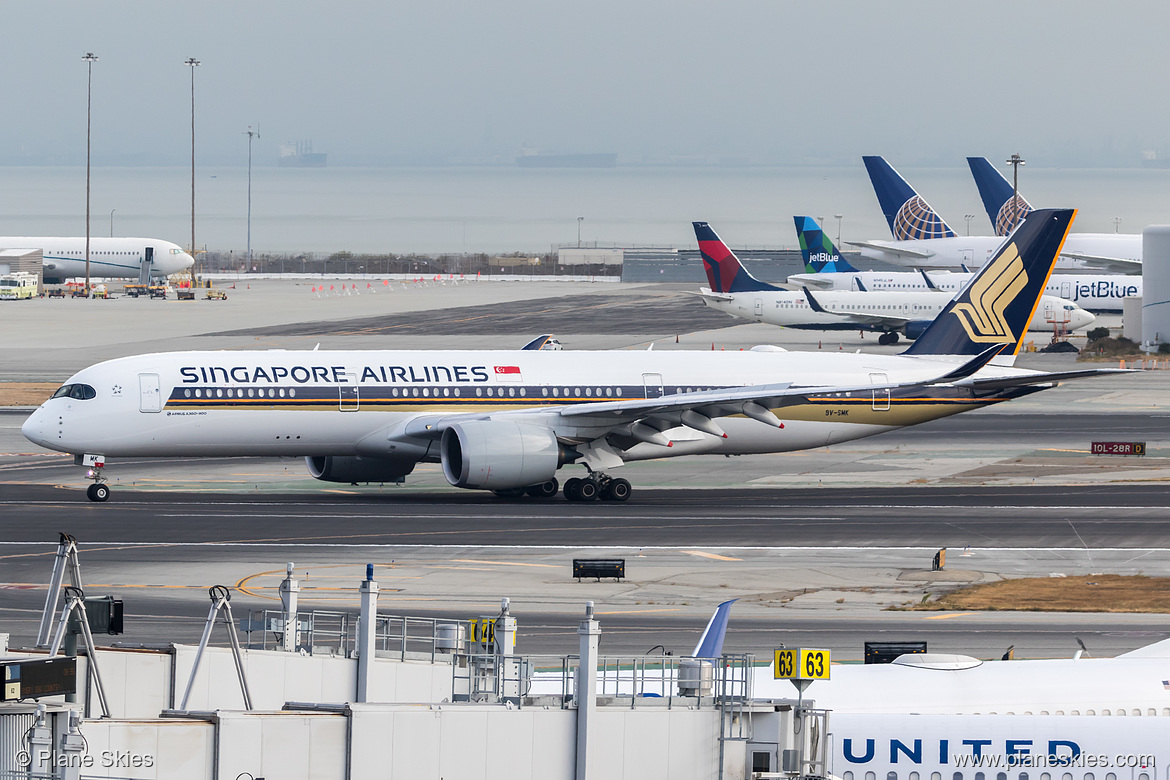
[892,196,956,240]
[951,244,1028,342]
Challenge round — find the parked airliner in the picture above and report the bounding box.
[853,157,1141,273]
[0,236,193,284]
[788,216,1140,312]
[23,210,1121,502]
[697,221,1093,344]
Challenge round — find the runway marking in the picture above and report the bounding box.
[923,612,980,620]
[597,608,683,616]
[683,551,742,561]
[450,559,558,568]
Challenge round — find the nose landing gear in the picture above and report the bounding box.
[82,456,110,502]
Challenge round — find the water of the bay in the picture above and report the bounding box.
[1,165,1167,255]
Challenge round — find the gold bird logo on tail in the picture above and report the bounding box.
[951,243,1028,342]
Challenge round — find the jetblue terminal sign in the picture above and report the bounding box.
[1092,441,1146,456]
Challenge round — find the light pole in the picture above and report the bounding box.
[245,125,260,269]
[185,57,200,285]
[83,52,98,297]
[109,208,115,237]
[577,216,583,248]
[834,214,843,248]
[1005,153,1025,231]
[1114,216,1122,233]
[964,214,974,236]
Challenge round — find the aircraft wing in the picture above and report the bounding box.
[953,367,1133,394]
[843,240,935,260]
[397,345,1010,445]
[1058,251,1142,274]
[801,287,910,328]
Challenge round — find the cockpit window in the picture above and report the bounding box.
[51,384,96,400]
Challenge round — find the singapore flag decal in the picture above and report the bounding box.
[494,365,522,383]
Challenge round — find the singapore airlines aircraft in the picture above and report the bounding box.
[0,237,194,283]
[23,209,1120,503]
[695,221,1094,344]
[787,216,1141,312]
[852,157,1141,273]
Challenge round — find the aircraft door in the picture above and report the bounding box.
[754,298,763,317]
[139,373,162,413]
[642,373,664,399]
[959,249,974,263]
[869,372,890,411]
[1060,280,1072,299]
[139,247,154,284]
[339,373,359,411]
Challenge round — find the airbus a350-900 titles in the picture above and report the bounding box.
[23,209,1123,503]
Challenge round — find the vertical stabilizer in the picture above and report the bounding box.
[967,156,1034,237]
[794,216,858,273]
[693,222,779,292]
[902,208,1075,357]
[862,156,957,240]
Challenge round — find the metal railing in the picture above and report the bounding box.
[242,608,475,662]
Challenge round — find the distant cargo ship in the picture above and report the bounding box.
[279,140,327,168]
[516,151,617,168]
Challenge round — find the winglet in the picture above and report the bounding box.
[521,335,555,351]
[693,222,779,293]
[691,599,737,658]
[918,269,939,291]
[862,156,957,240]
[854,277,869,292]
[794,216,858,273]
[801,286,827,313]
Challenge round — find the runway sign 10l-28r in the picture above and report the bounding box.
[1092,441,1146,456]
[774,648,831,680]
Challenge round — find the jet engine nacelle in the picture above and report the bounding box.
[306,455,415,484]
[903,320,933,341]
[441,420,566,490]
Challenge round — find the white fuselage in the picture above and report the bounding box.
[700,289,1094,333]
[788,270,1141,313]
[20,348,1040,466]
[855,233,1142,271]
[0,236,194,282]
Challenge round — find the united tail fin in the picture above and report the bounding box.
[902,208,1075,358]
[862,156,957,240]
[693,222,779,292]
[691,599,737,658]
[967,156,1033,237]
[794,216,858,272]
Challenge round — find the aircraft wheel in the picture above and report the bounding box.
[493,487,527,499]
[606,478,632,502]
[525,478,559,498]
[877,332,893,346]
[887,332,900,344]
[563,478,582,501]
[87,483,110,502]
[576,480,599,501]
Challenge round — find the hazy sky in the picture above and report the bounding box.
[4,1,1169,167]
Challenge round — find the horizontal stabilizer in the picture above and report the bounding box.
[845,240,935,260]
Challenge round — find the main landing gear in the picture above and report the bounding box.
[877,331,901,346]
[564,473,631,503]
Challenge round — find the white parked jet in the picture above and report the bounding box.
[696,221,1093,345]
[855,156,1141,273]
[787,216,1139,312]
[23,209,1121,503]
[0,236,193,284]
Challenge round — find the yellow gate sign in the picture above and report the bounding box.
[774,648,831,680]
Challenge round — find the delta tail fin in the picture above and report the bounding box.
[967,156,1033,237]
[794,216,858,273]
[902,208,1075,358]
[693,222,779,293]
[691,599,737,658]
[862,156,957,240]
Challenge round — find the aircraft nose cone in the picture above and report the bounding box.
[21,407,47,447]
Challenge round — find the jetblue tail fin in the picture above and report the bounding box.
[967,156,1033,237]
[693,222,779,293]
[794,216,858,273]
[902,208,1075,358]
[691,599,737,658]
[862,156,957,240]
